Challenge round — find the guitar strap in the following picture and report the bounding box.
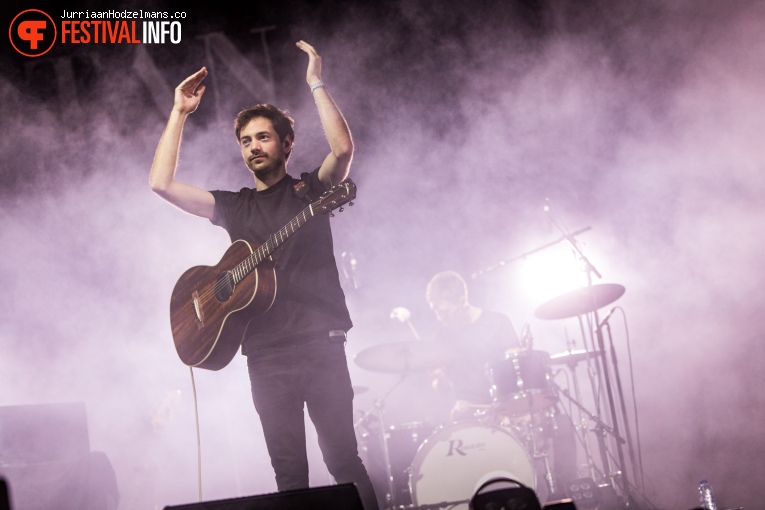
[292,172,315,201]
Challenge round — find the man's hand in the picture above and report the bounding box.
[174,67,207,114]
[296,40,322,85]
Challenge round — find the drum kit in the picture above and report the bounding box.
[352,283,631,510]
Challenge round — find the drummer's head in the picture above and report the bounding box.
[426,271,470,325]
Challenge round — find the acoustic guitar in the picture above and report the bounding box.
[169,179,356,370]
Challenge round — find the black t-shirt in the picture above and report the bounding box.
[433,309,520,404]
[209,168,352,354]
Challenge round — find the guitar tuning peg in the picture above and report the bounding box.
[349,201,354,206]
[339,206,345,213]
[329,211,335,217]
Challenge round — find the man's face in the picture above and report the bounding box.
[429,297,467,326]
[239,117,290,179]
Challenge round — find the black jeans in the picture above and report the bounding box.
[246,333,379,510]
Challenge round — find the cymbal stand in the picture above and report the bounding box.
[535,450,556,499]
[553,382,623,482]
[558,359,599,481]
[535,446,556,498]
[371,373,409,509]
[520,395,557,497]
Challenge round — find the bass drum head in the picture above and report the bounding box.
[409,422,536,509]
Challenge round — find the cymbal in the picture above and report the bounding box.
[534,283,625,320]
[549,349,602,365]
[354,341,451,373]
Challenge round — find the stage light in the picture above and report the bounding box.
[515,243,592,309]
[469,478,542,510]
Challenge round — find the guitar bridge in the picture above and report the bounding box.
[192,290,204,329]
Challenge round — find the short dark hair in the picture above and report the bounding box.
[234,104,296,158]
[426,271,468,304]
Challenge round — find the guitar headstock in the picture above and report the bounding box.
[313,179,357,216]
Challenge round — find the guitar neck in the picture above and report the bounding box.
[232,204,315,283]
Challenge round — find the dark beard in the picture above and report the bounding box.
[247,155,285,182]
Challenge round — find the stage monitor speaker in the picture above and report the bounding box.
[162,483,363,510]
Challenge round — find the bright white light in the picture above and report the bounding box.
[515,243,592,306]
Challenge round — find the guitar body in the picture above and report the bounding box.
[169,239,276,370]
[168,179,356,371]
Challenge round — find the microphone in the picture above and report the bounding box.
[597,307,618,330]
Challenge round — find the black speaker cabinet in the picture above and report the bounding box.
[162,483,363,510]
[0,478,10,510]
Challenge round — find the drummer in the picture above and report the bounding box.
[425,270,522,422]
[425,270,579,502]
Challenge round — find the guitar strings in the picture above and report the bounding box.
[193,205,314,305]
[191,184,349,307]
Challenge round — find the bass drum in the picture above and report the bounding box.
[409,422,536,509]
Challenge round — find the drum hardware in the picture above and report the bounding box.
[394,422,434,507]
[520,392,559,499]
[552,382,624,485]
[483,346,568,501]
[353,357,439,508]
[354,377,409,508]
[532,210,641,508]
[584,308,639,508]
[373,396,397,508]
[534,291,640,504]
[549,349,603,367]
[549,348,603,482]
[353,340,457,508]
[597,313,642,507]
[485,349,558,417]
[530,436,557,497]
[470,212,643,508]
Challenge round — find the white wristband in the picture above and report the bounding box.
[310,81,325,93]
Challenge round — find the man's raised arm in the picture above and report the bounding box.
[296,41,354,189]
[149,66,216,219]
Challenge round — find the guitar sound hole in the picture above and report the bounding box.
[214,272,235,302]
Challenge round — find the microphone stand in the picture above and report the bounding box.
[603,320,642,497]
[547,208,639,509]
[470,226,592,280]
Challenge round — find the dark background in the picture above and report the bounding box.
[1,1,764,509]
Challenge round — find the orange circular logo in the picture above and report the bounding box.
[9,9,57,57]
